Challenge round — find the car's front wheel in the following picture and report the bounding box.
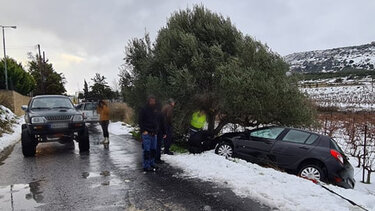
[21,129,37,157]
[78,126,90,152]
[298,164,325,182]
[215,142,233,158]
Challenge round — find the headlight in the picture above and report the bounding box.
[72,115,83,122]
[31,117,46,124]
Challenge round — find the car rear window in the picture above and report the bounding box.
[250,127,284,140]
[282,130,318,145]
[330,138,345,154]
[84,103,97,110]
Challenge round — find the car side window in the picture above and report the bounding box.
[305,134,319,145]
[250,128,284,140]
[282,130,317,144]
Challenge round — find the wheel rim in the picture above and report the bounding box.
[217,144,233,157]
[300,167,321,181]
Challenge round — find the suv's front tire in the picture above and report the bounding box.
[78,126,90,152]
[21,128,37,157]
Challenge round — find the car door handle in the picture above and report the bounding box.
[299,146,310,150]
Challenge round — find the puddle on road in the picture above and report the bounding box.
[0,180,44,210]
[82,171,124,189]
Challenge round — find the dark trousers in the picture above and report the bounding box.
[142,134,157,169]
[100,120,109,138]
[164,124,173,153]
[156,133,163,161]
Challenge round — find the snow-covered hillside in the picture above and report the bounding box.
[0,105,23,154]
[300,83,375,111]
[285,42,375,73]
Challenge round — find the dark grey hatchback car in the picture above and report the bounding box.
[214,126,355,189]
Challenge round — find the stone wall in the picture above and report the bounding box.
[0,90,30,116]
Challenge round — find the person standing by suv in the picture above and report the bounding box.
[97,100,110,144]
[162,98,175,155]
[139,96,159,172]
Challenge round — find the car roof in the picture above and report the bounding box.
[33,95,68,99]
[255,126,322,137]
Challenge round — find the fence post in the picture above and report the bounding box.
[362,124,367,183]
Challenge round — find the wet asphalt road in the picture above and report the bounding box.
[0,125,270,211]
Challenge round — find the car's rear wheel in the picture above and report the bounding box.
[78,126,90,152]
[215,142,233,158]
[298,164,325,182]
[21,129,37,157]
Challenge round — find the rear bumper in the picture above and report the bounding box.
[326,159,355,189]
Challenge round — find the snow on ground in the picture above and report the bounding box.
[107,121,134,135]
[0,105,23,154]
[163,151,375,211]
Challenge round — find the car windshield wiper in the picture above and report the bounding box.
[52,106,72,109]
[31,107,50,110]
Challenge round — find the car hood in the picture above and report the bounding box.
[28,108,79,117]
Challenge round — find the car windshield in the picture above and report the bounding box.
[31,97,74,109]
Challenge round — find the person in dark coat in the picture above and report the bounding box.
[161,98,175,155]
[139,95,159,172]
[156,104,167,164]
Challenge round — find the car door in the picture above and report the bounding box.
[271,129,320,169]
[235,127,285,163]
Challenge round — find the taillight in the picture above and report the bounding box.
[330,149,344,165]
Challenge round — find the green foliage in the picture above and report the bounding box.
[170,143,188,154]
[28,56,66,95]
[0,57,35,95]
[120,5,316,136]
[88,73,115,100]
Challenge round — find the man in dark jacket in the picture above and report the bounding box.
[161,98,175,155]
[139,96,159,172]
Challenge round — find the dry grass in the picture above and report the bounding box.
[108,102,134,124]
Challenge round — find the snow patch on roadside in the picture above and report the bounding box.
[108,121,133,135]
[0,105,24,154]
[164,151,375,211]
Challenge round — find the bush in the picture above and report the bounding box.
[108,102,134,124]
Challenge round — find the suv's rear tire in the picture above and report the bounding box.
[78,126,90,152]
[21,129,37,157]
[298,164,326,182]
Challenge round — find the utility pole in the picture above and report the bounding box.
[1,25,16,90]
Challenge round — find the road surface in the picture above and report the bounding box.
[0,125,270,210]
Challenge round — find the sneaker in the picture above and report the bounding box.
[103,137,109,144]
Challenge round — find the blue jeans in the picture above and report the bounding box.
[142,134,157,169]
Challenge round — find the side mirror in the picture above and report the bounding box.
[21,105,28,111]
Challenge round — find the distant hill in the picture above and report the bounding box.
[284,42,375,73]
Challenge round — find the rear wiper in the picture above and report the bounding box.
[31,107,50,110]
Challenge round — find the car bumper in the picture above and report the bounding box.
[326,159,355,189]
[28,122,85,135]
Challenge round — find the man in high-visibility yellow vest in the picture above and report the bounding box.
[190,110,206,135]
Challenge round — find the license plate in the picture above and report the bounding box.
[50,123,68,129]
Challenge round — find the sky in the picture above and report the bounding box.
[1,0,374,95]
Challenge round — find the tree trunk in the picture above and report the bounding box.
[207,112,216,135]
[366,171,371,184]
[357,156,361,168]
